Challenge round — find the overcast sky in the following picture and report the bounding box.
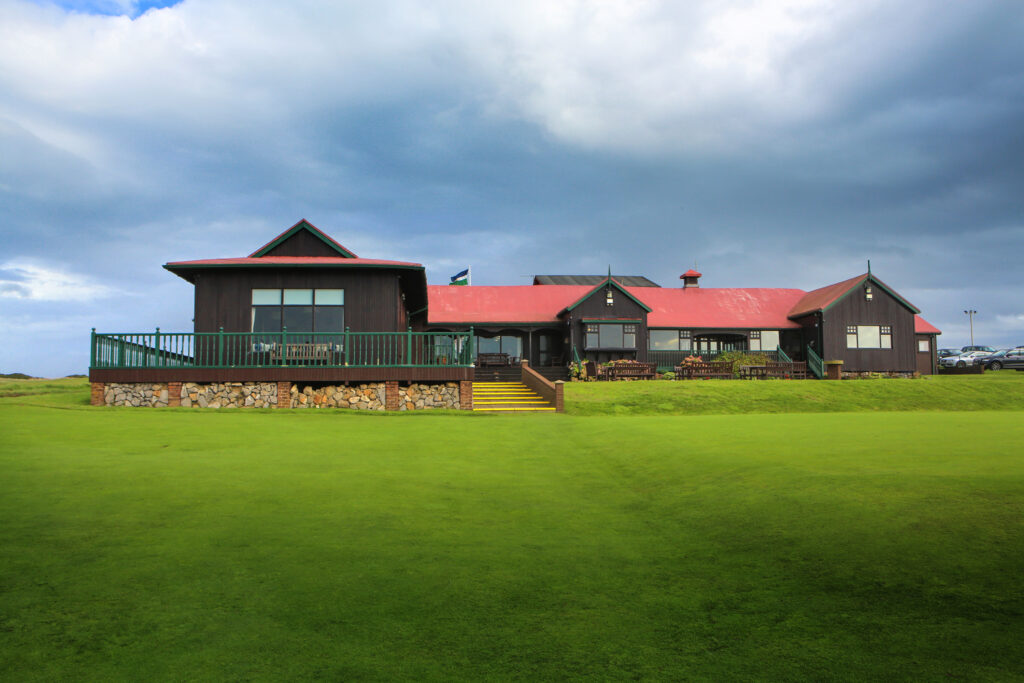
[2,0,1023,375]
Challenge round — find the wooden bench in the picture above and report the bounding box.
[764,361,809,379]
[739,364,767,379]
[477,352,511,367]
[271,343,340,365]
[675,360,735,379]
[604,362,657,380]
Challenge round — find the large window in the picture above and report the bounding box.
[847,325,892,349]
[476,335,522,359]
[586,323,637,349]
[252,289,344,333]
[648,329,692,351]
[748,330,780,351]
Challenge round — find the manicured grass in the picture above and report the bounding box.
[566,371,1024,415]
[1,383,1023,679]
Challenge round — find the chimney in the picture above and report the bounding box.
[680,269,702,288]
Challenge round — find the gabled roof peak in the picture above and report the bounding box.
[249,219,358,258]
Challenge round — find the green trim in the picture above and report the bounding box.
[564,278,652,314]
[90,330,475,369]
[821,274,920,315]
[250,220,358,258]
[581,318,643,324]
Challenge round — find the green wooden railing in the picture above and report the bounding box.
[806,345,824,379]
[90,328,475,369]
[776,345,792,363]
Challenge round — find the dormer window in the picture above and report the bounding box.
[605,289,614,306]
[865,285,873,301]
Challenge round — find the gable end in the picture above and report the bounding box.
[249,219,358,258]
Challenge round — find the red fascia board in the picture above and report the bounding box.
[164,257,424,283]
[248,219,359,258]
[165,257,421,267]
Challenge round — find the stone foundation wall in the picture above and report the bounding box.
[180,382,278,408]
[290,383,385,410]
[398,382,460,410]
[104,383,169,407]
[99,381,460,410]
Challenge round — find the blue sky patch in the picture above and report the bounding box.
[29,0,183,18]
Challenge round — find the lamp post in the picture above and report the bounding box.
[964,310,977,347]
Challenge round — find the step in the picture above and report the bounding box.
[472,406,557,412]
[471,381,555,412]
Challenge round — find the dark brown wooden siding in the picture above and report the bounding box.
[567,286,649,361]
[261,230,346,257]
[192,268,408,334]
[916,334,936,375]
[821,287,916,372]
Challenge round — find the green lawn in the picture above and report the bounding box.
[1,381,1023,680]
[566,371,1024,415]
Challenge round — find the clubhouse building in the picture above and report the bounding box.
[89,220,942,410]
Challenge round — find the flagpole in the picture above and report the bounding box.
[468,265,472,286]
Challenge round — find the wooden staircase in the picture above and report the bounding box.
[472,381,556,413]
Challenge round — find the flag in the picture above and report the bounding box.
[450,267,470,286]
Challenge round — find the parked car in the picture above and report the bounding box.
[937,348,960,358]
[980,348,1024,371]
[961,345,996,353]
[939,350,992,368]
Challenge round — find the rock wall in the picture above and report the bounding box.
[100,381,460,410]
[290,383,385,410]
[180,382,278,408]
[398,382,460,410]
[104,383,169,407]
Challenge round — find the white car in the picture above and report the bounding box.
[939,350,992,368]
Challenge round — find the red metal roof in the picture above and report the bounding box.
[427,284,807,328]
[680,269,702,278]
[787,273,866,318]
[632,287,807,329]
[166,256,421,268]
[915,315,941,334]
[427,285,591,324]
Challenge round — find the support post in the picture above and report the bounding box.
[167,381,182,407]
[825,360,844,380]
[276,381,291,408]
[90,382,105,406]
[459,380,473,411]
[385,380,400,411]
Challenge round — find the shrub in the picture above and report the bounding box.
[715,350,774,378]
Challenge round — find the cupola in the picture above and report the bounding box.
[680,269,702,288]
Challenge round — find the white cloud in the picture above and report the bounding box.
[0,261,118,301]
[0,0,998,163]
